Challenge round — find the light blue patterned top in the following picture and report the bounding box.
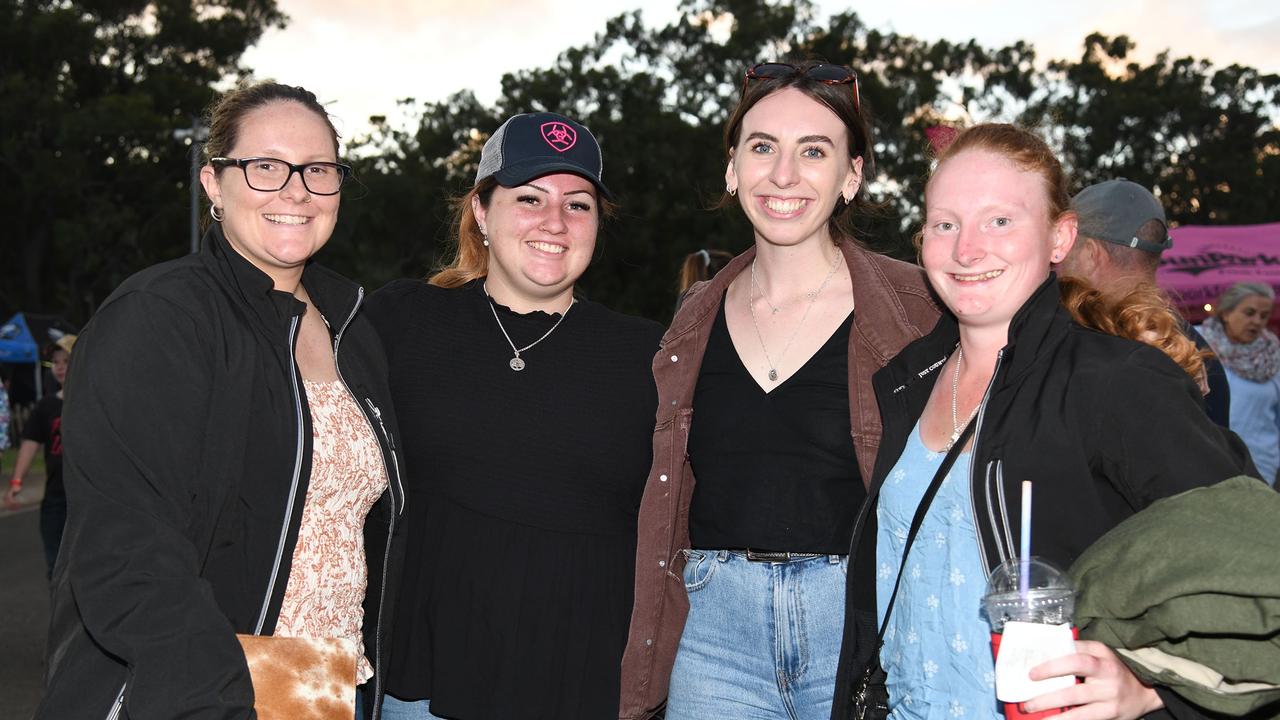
[876,421,999,720]
[0,384,9,452]
[1221,365,1280,486]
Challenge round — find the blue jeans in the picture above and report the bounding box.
[666,550,847,720]
[377,694,450,720]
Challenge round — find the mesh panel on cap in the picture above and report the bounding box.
[475,119,510,183]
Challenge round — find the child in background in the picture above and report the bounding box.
[5,335,74,576]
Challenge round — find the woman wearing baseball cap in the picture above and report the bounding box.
[364,111,663,719]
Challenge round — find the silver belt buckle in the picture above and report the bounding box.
[744,549,819,562]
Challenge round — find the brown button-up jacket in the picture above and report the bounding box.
[616,240,940,719]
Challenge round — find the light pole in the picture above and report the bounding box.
[174,120,210,254]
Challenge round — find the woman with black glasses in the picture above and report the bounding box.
[37,82,405,720]
[618,61,940,720]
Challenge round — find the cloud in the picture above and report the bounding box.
[839,0,1278,72]
[240,0,1277,137]
[243,0,683,133]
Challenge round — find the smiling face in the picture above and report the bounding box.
[726,88,862,249]
[1222,294,1273,344]
[199,101,340,288]
[473,172,599,310]
[921,148,1075,331]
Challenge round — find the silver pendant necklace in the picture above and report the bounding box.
[748,251,842,383]
[484,283,574,372]
[948,346,982,450]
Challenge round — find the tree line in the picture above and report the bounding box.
[5,0,1278,326]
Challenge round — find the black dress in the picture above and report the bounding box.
[364,279,663,720]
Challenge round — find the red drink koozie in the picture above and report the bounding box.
[990,628,1080,719]
[983,558,1080,717]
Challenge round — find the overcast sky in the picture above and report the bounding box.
[240,0,1280,140]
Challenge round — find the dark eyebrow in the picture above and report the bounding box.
[523,182,595,199]
[744,131,834,146]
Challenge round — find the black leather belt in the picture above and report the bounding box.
[732,549,825,562]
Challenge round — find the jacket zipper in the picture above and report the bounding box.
[331,287,402,720]
[967,348,1004,578]
[254,314,305,633]
[364,398,403,512]
[103,682,126,720]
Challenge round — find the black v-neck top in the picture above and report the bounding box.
[366,279,663,719]
[687,296,860,554]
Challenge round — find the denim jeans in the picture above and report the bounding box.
[666,550,847,720]
[377,694,450,720]
[40,496,67,579]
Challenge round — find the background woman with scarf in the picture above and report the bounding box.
[1199,282,1280,486]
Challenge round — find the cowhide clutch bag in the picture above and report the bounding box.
[236,634,358,720]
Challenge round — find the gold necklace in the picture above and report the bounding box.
[747,252,841,383]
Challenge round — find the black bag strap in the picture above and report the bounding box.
[868,419,976,652]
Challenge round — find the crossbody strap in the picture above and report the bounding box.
[867,420,975,652]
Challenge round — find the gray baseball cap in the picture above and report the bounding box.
[475,112,614,201]
[1071,179,1172,254]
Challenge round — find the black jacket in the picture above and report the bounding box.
[37,226,406,720]
[832,275,1257,720]
[1187,323,1231,429]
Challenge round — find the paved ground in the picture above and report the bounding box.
[0,469,50,720]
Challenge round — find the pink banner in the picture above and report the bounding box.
[1157,223,1280,316]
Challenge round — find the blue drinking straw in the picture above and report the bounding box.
[1020,480,1032,598]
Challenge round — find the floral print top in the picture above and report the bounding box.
[275,379,388,683]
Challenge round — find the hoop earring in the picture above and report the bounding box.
[727,187,736,197]
[210,205,224,222]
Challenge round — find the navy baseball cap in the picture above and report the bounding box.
[1071,179,1172,254]
[474,112,614,201]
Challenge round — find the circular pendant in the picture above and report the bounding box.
[767,368,778,382]
[509,356,526,371]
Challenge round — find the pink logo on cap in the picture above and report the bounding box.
[540,121,578,153]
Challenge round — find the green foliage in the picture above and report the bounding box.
[1,0,284,323]
[1027,33,1280,226]
[335,0,1277,322]
[8,0,1279,325]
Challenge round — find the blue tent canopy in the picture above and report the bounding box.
[1,313,77,403]
[0,313,39,363]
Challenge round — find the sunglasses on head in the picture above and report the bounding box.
[742,62,861,113]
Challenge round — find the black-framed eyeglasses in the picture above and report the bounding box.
[743,62,861,113]
[210,156,352,196]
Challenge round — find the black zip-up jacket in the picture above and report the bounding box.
[36,226,407,720]
[832,275,1257,720]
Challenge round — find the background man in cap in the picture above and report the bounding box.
[1056,179,1231,427]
